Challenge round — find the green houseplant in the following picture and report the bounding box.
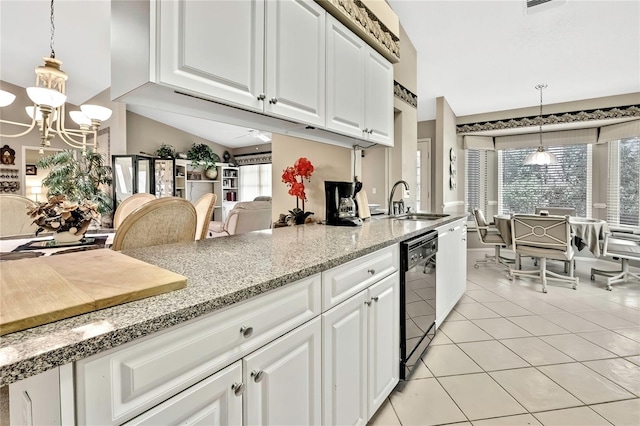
[186,143,220,169]
[155,143,177,159]
[37,149,113,216]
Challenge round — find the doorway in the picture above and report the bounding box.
[21,146,63,202]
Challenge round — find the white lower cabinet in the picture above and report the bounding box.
[244,317,322,425]
[123,362,243,426]
[436,220,467,327]
[322,272,399,425]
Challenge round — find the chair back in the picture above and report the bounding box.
[473,208,489,239]
[225,201,272,235]
[193,193,217,240]
[112,197,197,251]
[535,207,576,216]
[511,214,571,253]
[253,196,272,201]
[113,193,156,229]
[0,194,37,237]
[604,229,640,261]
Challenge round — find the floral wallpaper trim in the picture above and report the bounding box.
[394,81,418,108]
[457,105,640,134]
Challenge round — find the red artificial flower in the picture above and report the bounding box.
[282,157,314,202]
[294,157,314,178]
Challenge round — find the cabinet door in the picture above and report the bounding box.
[244,317,322,426]
[158,0,264,112]
[123,362,242,426]
[265,0,326,127]
[364,48,394,146]
[322,291,368,426]
[367,272,399,418]
[326,15,366,138]
[436,221,467,327]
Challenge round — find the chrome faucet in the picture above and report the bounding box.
[388,180,409,215]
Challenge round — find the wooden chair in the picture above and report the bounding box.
[509,214,578,293]
[472,208,513,269]
[112,197,197,251]
[113,193,156,229]
[0,194,37,237]
[193,193,217,240]
[590,227,640,290]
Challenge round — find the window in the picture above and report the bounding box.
[607,137,640,226]
[498,144,592,216]
[465,149,489,222]
[239,164,272,201]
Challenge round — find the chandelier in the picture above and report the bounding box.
[523,84,558,166]
[0,0,111,153]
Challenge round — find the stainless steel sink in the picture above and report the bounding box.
[394,213,450,221]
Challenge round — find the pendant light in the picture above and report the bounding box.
[0,0,112,153]
[523,84,558,165]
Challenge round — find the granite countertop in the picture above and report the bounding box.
[0,215,465,386]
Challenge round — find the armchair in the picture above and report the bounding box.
[472,208,513,269]
[590,227,640,290]
[208,200,272,238]
[509,214,578,293]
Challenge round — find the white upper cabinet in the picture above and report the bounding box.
[326,15,394,146]
[265,0,326,127]
[158,0,265,112]
[365,48,394,145]
[326,15,366,138]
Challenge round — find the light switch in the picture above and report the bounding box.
[372,187,376,194]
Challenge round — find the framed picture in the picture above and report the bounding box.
[25,164,37,175]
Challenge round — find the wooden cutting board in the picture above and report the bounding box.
[355,190,371,219]
[0,249,187,336]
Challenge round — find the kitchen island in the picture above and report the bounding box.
[1,215,466,424]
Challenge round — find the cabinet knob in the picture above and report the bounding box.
[364,300,372,306]
[363,128,369,133]
[269,97,278,104]
[231,382,245,396]
[240,326,253,338]
[251,369,264,383]
[257,94,266,101]
[372,296,379,302]
[368,129,374,134]
[367,269,375,275]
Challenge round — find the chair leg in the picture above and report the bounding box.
[540,257,547,293]
[604,259,640,291]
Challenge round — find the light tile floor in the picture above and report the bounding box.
[369,249,640,426]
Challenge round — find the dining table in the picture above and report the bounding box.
[493,214,609,257]
[0,232,115,261]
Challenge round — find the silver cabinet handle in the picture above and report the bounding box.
[251,370,264,382]
[364,300,372,306]
[257,94,265,101]
[372,296,379,302]
[367,269,375,275]
[231,382,245,396]
[240,326,253,338]
[368,129,374,134]
[363,128,369,133]
[269,98,278,104]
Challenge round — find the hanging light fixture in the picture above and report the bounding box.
[0,0,111,153]
[523,83,558,166]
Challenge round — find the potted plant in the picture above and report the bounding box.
[155,143,176,159]
[186,143,221,179]
[36,149,113,216]
[282,157,314,225]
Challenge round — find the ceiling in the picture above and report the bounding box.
[1,0,639,144]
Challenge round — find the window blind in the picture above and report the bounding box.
[465,149,488,222]
[239,164,272,201]
[498,144,592,217]
[607,137,640,226]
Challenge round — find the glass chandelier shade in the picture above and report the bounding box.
[0,0,111,152]
[523,83,558,166]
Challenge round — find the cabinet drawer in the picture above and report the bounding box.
[322,245,398,311]
[76,273,321,425]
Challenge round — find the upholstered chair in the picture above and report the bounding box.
[590,226,640,290]
[509,214,578,293]
[112,197,196,251]
[113,193,156,229]
[193,193,217,240]
[535,207,576,216]
[472,208,512,269]
[0,194,37,237]
[208,200,272,238]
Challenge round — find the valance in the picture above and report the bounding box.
[495,128,598,150]
[598,119,640,143]
[463,135,494,150]
[234,152,272,166]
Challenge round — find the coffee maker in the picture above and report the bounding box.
[325,181,363,226]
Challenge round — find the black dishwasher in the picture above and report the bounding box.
[400,230,438,380]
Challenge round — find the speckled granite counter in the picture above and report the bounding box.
[0,215,464,386]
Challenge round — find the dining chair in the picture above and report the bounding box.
[472,208,513,269]
[590,227,640,290]
[113,193,156,229]
[0,194,37,237]
[112,197,197,251]
[193,193,216,240]
[509,214,578,293]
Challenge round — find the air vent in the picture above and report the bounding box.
[527,0,553,7]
